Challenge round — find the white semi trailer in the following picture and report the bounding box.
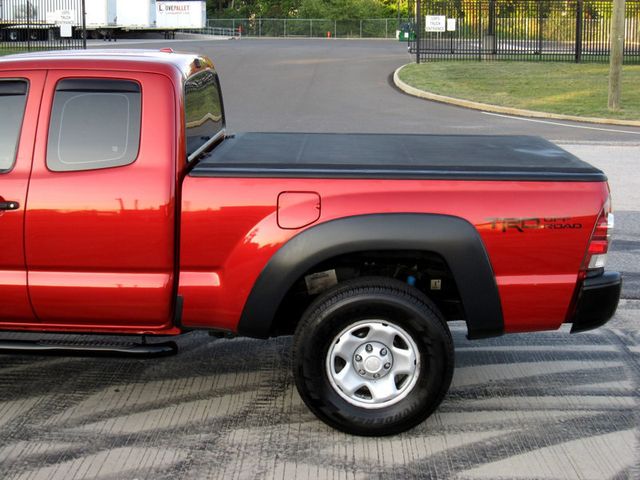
[85,0,117,29]
[0,0,206,41]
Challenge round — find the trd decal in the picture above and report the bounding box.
[487,218,583,232]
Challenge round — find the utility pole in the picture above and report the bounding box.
[608,0,626,110]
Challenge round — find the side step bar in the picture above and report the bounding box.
[0,339,178,358]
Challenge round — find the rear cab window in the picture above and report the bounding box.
[47,79,142,172]
[184,68,225,161]
[0,80,28,173]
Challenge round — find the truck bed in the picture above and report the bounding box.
[191,133,606,182]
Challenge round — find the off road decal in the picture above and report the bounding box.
[487,218,583,232]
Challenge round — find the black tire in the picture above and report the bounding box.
[293,277,454,436]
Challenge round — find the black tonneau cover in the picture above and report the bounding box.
[191,133,606,182]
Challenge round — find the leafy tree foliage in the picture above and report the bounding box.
[207,0,408,18]
[298,0,391,19]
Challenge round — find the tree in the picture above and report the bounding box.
[206,0,401,18]
[298,0,391,19]
[608,0,626,110]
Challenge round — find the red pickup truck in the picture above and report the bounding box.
[0,50,621,435]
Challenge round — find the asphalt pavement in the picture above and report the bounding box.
[90,38,640,142]
[0,38,638,480]
[139,38,640,142]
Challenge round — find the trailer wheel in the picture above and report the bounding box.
[293,277,454,436]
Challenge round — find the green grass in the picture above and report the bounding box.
[399,62,640,121]
[0,46,59,56]
[0,47,24,56]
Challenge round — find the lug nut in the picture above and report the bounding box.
[384,362,391,369]
[355,354,362,362]
[380,348,387,356]
[365,344,373,353]
[373,373,380,378]
[358,369,366,375]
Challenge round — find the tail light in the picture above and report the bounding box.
[582,196,614,275]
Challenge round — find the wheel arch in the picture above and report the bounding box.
[237,213,503,340]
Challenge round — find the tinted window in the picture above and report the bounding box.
[47,79,141,172]
[185,69,225,159]
[0,81,28,172]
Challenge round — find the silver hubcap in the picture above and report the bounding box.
[326,320,420,409]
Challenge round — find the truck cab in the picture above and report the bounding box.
[0,50,221,333]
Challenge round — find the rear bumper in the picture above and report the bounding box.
[569,271,622,333]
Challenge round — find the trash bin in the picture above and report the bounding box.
[397,23,415,42]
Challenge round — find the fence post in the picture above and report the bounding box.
[537,1,543,57]
[477,0,482,60]
[26,1,31,52]
[335,20,337,38]
[259,18,262,37]
[488,0,495,35]
[284,18,287,37]
[386,18,388,38]
[488,0,497,54]
[360,20,363,38]
[575,0,583,62]
[310,19,313,37]
[82,0,87,49]
[416,0,421,63]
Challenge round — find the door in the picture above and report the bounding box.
[25,70,177,331]
[0,72,45,324]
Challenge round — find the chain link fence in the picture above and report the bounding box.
[206,18,411,39]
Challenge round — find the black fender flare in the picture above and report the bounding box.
[237,213,503,340]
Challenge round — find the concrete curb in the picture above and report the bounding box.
[393,64,640,128]
[175,33,235,40]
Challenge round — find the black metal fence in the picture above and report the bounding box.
[409,0,640,63]
[0,0,86,53]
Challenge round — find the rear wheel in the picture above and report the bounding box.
[293,277,454,436]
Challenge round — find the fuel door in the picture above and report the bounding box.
[277,191,321,229]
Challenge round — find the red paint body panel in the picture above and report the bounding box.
[0,51,611,338]
[25,70,177,328]
[178,178,607,333]
[0,52,202,333]
[0,70,46,322]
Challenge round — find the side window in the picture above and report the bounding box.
[47,79,141,172]
[185,69,225,160]
[0,80,28,172]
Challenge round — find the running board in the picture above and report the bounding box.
[0,339,178,358]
